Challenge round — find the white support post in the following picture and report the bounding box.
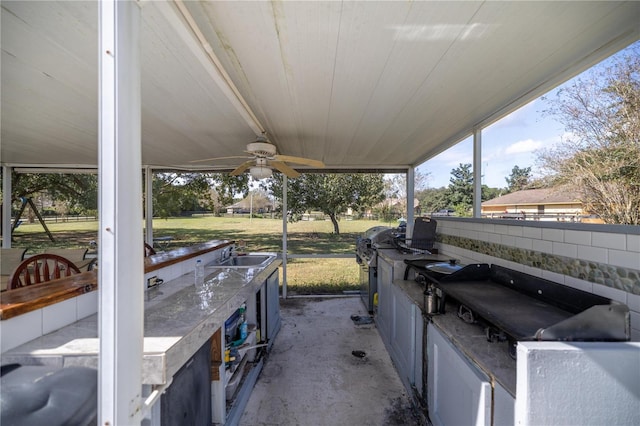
[282,176,288,299]
[2,166,12,248]
[406,167,415,238]
[99,1,144,424]
[145,166,153,246]
[473,129,482,218]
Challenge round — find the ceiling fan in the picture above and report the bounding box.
[191,137,325,179]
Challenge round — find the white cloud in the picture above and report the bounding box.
[504,139,544,155]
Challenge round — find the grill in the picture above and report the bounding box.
[356,226,395,312]
[410,262,630,358]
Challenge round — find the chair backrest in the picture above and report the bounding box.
[144,243,156,257]
[8,253,82,290]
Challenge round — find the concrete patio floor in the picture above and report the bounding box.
[240,296,424,426]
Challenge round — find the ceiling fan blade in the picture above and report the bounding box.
[273,155,325,168]
[270,161,301,178]
[230,161,254,176]
[189,155,251,164]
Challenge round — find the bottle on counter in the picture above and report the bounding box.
[239,304,248,340]
[195,259,204,286]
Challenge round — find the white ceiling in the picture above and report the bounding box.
[1,1,639,172]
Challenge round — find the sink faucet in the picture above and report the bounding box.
[220,247,230,261]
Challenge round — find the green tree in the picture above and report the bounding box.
[539,44,640,224]
[266,173,385,234]
[481,185,503,202]
[416,187,449,214]
[152,172,249,218]
[446,163,474,216]
[505,165,532,192]
[1,172,98,216]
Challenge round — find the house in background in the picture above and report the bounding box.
[481,187,602,223]
[226,193,274,215]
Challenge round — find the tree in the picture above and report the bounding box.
[152,172,249,218]
[446,163,474,215]
[415,187,449,214]
[505,165,532,192]
[539,44,640,225]
[265,173,385,234]
[382,170,431,217]
[1,172,98,216]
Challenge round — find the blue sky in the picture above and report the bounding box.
[416,98,566,189]
[416,40,638,189]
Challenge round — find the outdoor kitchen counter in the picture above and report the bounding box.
[1,256,282,385]
[394,278,516,396]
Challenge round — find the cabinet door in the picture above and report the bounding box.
[376,258,392,345]
[390,286,416,392]
[266,271,281,344]
[427,323,491,426]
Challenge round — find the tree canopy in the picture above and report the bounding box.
[505,165,532,193]
[152,172,249,218]
[2,172,98,216]
[539,45,640,225]
[265,173,385,234]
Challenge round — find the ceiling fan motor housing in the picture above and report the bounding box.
[247,142,277,157]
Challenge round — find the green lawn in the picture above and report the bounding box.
[11,216,394,294]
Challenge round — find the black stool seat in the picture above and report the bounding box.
[1,364,97,426]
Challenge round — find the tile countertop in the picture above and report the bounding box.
[1,256,282,385]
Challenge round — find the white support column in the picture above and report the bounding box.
[99,1,144,424]
[281,176,288,299]
[2,166,12,248]
[145,166,153,246]
[473,129,482,218]
[406,167,415,238]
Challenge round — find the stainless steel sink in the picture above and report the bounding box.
[208,254,274,268]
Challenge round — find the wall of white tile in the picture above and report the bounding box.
[434,218,640,341]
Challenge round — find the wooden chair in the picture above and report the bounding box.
[144,243,156,257]
[44,248,96,272]
[8,254,82,290]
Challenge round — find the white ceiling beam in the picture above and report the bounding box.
[152,0,265,136]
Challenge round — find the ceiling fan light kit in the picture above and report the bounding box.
[250,166,273,179]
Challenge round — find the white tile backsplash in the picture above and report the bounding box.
[577,245,608,263]
[507,226,523,237]
[564,276,594,293]
[607,249,640,270]
[541,270,566,285]
[515,237,533,250]
[532,239,553,254]
[502,235,516,247]
[542,228,564,242]
[592,283,628,304]
[627,293,640,313]
[628,235,640,253]
[523,227,542,239]
[592,232,627,250]
[565,230,591,246]
[552,242,577,258]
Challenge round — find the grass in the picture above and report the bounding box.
[10,216,393,294]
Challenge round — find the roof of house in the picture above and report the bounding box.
[482,187,582,207]
[228,194,273,209]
